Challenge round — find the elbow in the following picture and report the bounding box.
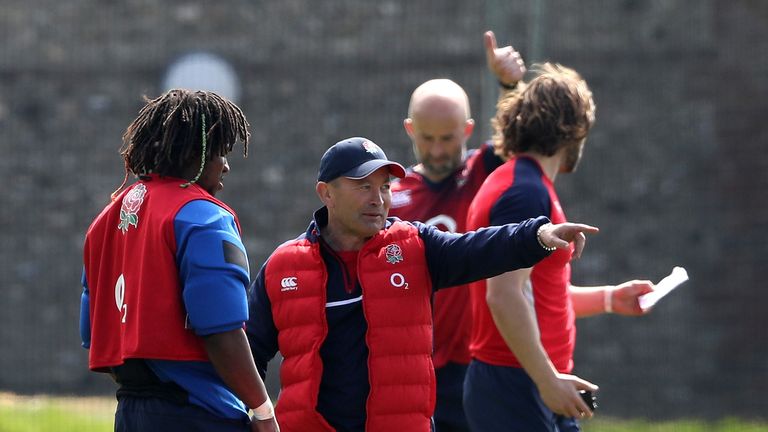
[485,286,506,314]
[485,276,527,316]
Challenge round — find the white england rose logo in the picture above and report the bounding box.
[385,244,403,264]
[117,183,147,234]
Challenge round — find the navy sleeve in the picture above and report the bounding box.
[175,200,250,336]
[416,217,551,290]
[80,268,91,349]
[246,262,279,380]
[490,179,551,226]
[480,141,504,174]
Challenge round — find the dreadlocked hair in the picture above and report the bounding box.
[492,63,595,159]
[111,89,250,199]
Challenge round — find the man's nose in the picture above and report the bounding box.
[430,143,447,158]
[370,190,384,206]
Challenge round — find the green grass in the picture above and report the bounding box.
[0,393,766,432]
[0,393,114,432]
[586,416,768,432]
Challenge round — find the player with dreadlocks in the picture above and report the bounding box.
[81,89,279,432]
[113,89,250,197]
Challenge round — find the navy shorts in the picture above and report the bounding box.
[114,395,250,432]
[434,361,470,432]
[463,359,580,432]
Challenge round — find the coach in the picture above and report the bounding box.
[245,137,598,431]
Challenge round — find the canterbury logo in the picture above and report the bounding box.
[280,277,298,291]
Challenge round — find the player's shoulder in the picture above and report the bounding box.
[509,158,548,189]
[482,158,550,203]
[489,159,552,219]
[176,199,235,229]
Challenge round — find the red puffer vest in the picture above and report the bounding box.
[84,175,239,371]
[264,221,435,431]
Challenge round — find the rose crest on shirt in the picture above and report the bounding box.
[385,244,403,264]
[118,183,147,234]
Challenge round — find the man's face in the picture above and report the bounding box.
[406,110,472,181]
[326,167,392,240]
[196,155,229,196]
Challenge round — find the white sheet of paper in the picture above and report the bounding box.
[639,266,689,311]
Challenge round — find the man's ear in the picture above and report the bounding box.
[464,118,475,138]
[316,181,332,207]
[403,118,415,137]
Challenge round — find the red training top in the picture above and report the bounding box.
[466,156,576,373]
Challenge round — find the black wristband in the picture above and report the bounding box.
[499,80,519,90]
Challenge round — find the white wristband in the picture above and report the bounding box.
[604,287,614,313]
[251,398,275,421]
[536,223,557,252]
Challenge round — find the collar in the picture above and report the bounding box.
[305,207,330,242]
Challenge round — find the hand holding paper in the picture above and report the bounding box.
[639,267,689,311]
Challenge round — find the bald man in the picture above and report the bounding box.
[389,31,526,432]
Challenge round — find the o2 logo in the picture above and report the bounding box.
[390,273,409,290]
[115,274,127,323]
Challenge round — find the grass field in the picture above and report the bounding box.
[0,393,766,432]
[0,393,114,432]
[586,418,768,432]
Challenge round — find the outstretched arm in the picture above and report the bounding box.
[421,219,598,289]
[571,280,655,317]
[536,222,600,259]
[486,269,598,418]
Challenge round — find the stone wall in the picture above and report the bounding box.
[0,0,764,420]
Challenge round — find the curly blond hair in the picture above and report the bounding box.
[492,63,595,159]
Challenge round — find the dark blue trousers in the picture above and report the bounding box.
[114,395,250,432]
[463,359,580,432]
[434,361,471,432]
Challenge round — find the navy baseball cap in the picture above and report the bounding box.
[318,137,406,182]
